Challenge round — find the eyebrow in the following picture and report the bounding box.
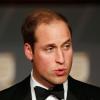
[61,39,72,47]
[43,39,72,48]
[44,44,56,48]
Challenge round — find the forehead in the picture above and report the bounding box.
[35,20,71,44]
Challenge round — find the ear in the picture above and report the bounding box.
[24,43,33,61]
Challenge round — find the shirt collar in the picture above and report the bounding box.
[30,70,68,100]
[31,70,48,90]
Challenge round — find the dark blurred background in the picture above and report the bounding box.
[0,2,100,90]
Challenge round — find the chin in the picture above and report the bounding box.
[53,77,67,85]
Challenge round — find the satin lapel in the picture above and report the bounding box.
[24,90,32,100]
[24,75,32,100]
[67,76,79,100]
[67,88,77,100]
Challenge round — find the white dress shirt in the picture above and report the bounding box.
[30,71,68,100]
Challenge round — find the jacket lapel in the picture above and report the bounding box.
[23,75,32,100]
[67,89,78,100]
[24,90,32,100]
[67,76,79,100]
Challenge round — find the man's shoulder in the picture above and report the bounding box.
[70,76,99,88]
[69,76,100,91]
[68,76,100,99]
[0,75,30,100]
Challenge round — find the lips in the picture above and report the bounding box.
[54,68,66,76]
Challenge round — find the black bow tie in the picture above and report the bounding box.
[34,84,64,100]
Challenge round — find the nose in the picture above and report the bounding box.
[55,49,65,64]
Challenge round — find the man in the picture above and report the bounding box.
[0,8,100,100]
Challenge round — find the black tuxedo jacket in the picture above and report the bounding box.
[0,75,100,100]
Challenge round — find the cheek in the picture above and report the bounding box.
[65,50,73,64]
[34,53,54,71]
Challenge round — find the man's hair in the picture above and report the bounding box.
[21,8,72,48]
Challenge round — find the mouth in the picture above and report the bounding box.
[54,68,66,76]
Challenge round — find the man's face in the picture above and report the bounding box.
[31,20,73,88]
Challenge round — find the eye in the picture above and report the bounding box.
[63,44,71,50]
[45,47,54,53]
